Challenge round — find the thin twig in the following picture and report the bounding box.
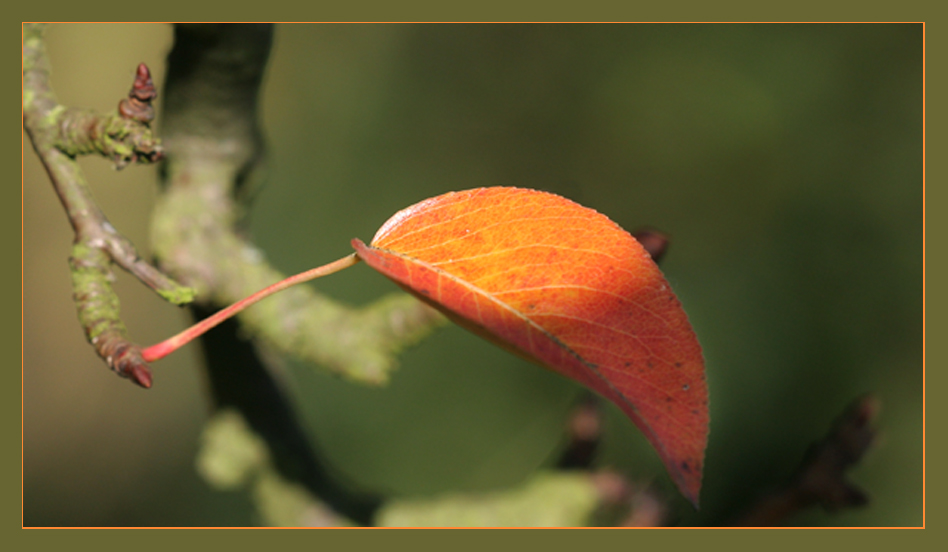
[23,23,195,386]
[734,394,881,526]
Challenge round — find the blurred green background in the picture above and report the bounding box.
[23,23,922,526]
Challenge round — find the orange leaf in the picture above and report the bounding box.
[352,187,709,506]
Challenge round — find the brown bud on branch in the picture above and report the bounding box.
[118,63,158,123]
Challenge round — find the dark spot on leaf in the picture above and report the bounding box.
[675,361,682,368]
[680,461,691,473]
[682,384,690,391]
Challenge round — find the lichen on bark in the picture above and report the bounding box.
[23,23,191,387]
[153,24,445,385]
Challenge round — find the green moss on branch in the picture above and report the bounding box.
[23,23,196,386]
[153,24,444,385]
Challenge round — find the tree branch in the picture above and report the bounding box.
[150,23,444,525]
[734,394,881,526]
[23,23,196,387]
[152,23,444,386]
[191,303,381,525]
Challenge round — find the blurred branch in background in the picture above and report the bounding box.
[149,23,448,525]
[189,303,380,525]
[22,23,194,388]
[152,23,445,387]
[734,394,881,526]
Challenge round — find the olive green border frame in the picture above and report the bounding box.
[10,2,936,550]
